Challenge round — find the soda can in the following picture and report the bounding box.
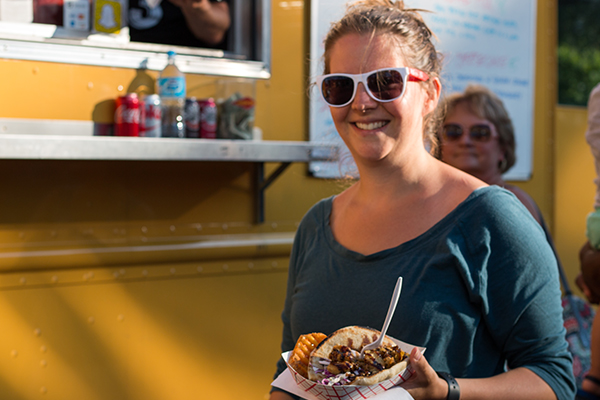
[199,98,217,139]
[184,97,201,138]
[142,94,162,137]
[115,93,141,137]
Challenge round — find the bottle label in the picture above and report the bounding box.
[158,77,186,99]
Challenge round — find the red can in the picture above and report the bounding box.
[198,98,217,139]
[33,0,64,26]
[142,94,162,137]
[115,93,141,137]
[184,97,201,138]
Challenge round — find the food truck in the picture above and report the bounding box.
[0,0,593,398]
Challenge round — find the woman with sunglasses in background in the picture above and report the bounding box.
[270,1,575,399]
[438,84,545,225]
[438,84,587,393]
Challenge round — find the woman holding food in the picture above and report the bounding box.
[270,1,575,399]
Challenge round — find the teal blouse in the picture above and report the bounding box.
[273,186,575,399]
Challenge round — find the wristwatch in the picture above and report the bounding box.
[436,371,460,400]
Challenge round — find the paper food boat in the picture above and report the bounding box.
[279,335,424,400]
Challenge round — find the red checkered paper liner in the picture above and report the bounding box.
[281,336,425,400]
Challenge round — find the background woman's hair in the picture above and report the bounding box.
[438,84,516,173]
[321,0,444,154]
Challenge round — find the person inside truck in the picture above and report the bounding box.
[129,0,230,49]
[270,1,575,399]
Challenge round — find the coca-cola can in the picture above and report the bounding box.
[115,93,141,137]
[142,94,162,137]
[184,97,201,138]
[199,98,217,139]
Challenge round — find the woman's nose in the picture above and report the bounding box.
[457,128,473,144]
[351,82,377,111]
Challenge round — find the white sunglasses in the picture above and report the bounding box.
[316,67,430,107]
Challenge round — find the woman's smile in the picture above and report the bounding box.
[353,120,389,131]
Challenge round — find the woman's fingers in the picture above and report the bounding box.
[401,348,447,400]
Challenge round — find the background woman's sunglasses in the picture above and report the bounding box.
[316,67,430,107]
[442,123,494,142]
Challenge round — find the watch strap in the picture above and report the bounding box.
[436,371,460,400]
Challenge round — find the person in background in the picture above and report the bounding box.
[129,0,230,49]
[576,82,600,400]
[439,83,590,392]
[437,84,546,225]
[578,242,600,400]
[585,83,600,252]
[270,1,575,399]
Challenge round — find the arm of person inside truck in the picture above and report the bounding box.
[129,0,230,49]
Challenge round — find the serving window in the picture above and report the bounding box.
[0,0,270,78]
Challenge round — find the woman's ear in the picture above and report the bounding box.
[423,77,442,116]
[498,148,508,171]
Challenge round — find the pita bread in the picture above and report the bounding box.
[307,326,410,386]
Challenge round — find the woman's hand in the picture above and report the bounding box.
[400,348,448,400]
[402,348,556,400]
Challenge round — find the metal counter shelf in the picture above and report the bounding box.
[0,133,337,162]
[0,129,338,223]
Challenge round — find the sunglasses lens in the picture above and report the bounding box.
[367,69,404,100]
[322,76,354,106]
[443,124,463,141]
[470,125,492,141]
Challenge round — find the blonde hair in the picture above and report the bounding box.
[322,0,444,153]
[439,84,516,173]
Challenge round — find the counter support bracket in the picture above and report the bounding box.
[255,162,292,224]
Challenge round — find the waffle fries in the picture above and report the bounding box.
[289,332,327,378]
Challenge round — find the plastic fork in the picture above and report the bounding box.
[359,276,403,359]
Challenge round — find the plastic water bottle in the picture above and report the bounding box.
[158,51,186,138]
